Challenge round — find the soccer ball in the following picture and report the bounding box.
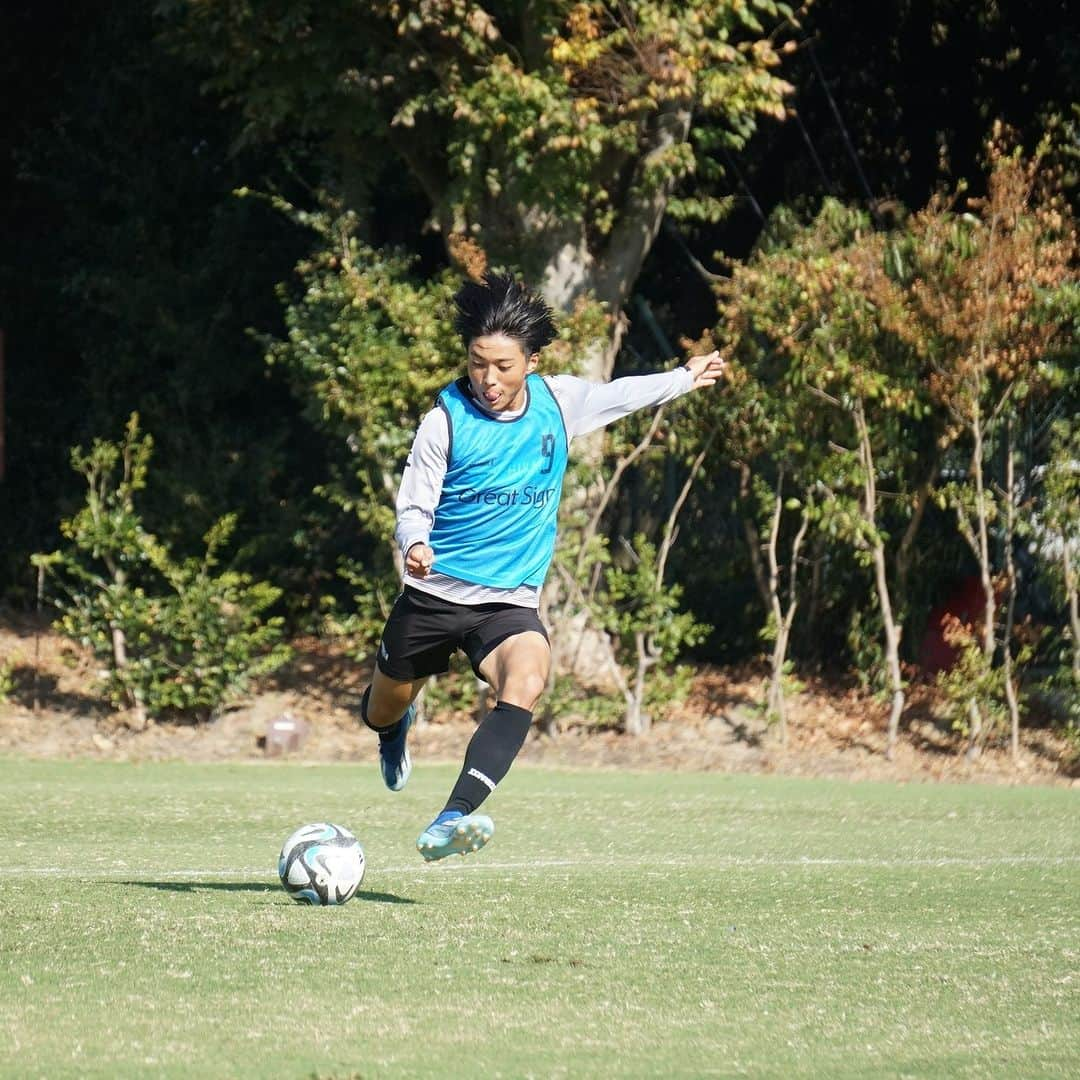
[277,823,366,906]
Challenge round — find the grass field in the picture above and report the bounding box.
[0,759,1077,1078]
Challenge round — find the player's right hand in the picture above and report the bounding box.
[405,542,435,578]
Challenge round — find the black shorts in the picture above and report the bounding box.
[375,586,549,682]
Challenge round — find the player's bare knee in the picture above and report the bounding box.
[502,670,546,711]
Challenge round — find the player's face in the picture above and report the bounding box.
[467,334,538,413]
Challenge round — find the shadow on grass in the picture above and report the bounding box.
[114,881,417,904]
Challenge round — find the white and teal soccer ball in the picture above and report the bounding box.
[277,823,366,906]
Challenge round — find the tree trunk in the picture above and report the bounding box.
[109,570,147,730]
[767,618,792,745]
[766,483,786,743]
[972,414,996,661]
[624,631,654,736]
[1001,424,1021,763]
[871,538,905,761]
[763,477,809,747]
[965,698,983,760]
[801,533,827,667]
[968,410,994,758]
[853,400,905,760]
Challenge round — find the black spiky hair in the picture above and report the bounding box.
[453,272,557,357]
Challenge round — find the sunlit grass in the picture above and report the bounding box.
[1,760,1077,1078]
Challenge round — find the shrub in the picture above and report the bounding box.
[33,415,290,723]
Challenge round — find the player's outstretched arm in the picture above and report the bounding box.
[549,350,728,439]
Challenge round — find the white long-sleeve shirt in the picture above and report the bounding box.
[395,367,695,608]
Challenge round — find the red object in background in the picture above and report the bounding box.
[919,576,988,674]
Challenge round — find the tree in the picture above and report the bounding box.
[751,208,929,759]
[867,132,1078,756]
[162,2,799,695]
[166,1,796,377]
[710,290,825,744]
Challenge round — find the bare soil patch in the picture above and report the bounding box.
[1,615,1075,787]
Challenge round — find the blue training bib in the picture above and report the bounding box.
[427,374,569,589]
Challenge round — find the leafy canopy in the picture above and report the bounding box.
[167,2,795,264]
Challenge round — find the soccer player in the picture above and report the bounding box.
[359,273,726,860]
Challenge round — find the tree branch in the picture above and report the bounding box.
[656,429,718,586]
[787,505,811,615]
[806,383,842,409]
[576,407,667,577]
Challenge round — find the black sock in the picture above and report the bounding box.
[444,701,533,815]
[360,686,401,742]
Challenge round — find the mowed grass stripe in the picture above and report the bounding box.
[0,759,1077,1079]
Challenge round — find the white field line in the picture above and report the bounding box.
[5,854,1080,878]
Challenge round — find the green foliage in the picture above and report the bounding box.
[600,533,710,704]
[320,557,398,666]
[406,652,485,723]
[553,519,708,727]
[933,618,1009,740]
[846,606,887,693]
[602,536,708,660]
[167,2,796,265]
[643,662,697,722]
[0,659,15,704]
[1039,419,1080,604]
[33,416,290,721]
[260,203,458,547]
[544,671,626,730]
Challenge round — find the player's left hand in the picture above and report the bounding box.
[684,350,727,390]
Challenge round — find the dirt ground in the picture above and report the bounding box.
[1,615,1076,787]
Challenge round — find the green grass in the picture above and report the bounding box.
[0,760,1077,1078]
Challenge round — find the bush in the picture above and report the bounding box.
[33,415,290,723]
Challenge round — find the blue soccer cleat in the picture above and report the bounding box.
[378,705,414,791]
[416,811,494,862]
